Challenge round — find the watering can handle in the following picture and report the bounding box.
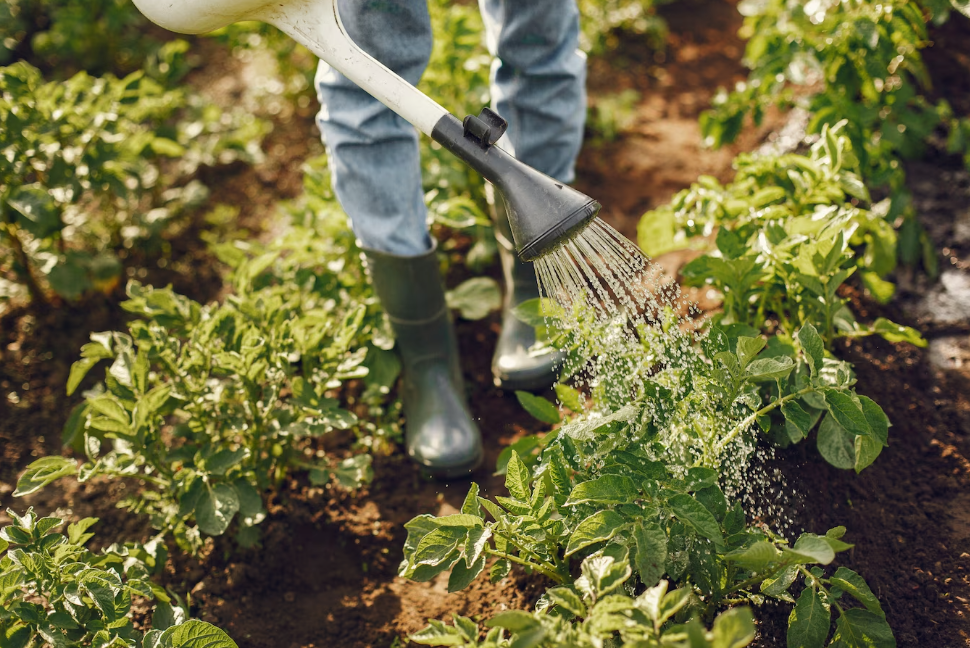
[130,0,450,136]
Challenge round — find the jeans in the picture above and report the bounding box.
[315,0,587,256]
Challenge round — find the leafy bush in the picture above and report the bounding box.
[699,0,953,188]
[412,558,755,647]
[699,0,970,276]
[0,507,237,648]
[400,300,895,645]
[639,122,927,347]
[0,59,266,306]
[578,0,672,55]
[15,224,394,552]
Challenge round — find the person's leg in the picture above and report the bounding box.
[479,0,587,390]
[314,0,433,255]
[478,0,586,182]
[316,0,481,477]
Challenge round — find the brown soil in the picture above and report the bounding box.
[3,2,970,647]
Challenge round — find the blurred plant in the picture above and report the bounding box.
[699,0,970,275]
[578,0,673,55]
[0,507,238,648]
[0,0,174,78]
[0,59,266,308]
[587,88,641,144]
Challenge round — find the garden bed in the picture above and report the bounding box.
[2,1,969,646]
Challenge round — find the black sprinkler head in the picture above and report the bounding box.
[431,110,601,261]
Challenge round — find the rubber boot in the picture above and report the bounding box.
[362,243,483,479]
[488,187,564,391]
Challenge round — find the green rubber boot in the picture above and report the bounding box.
[363,243,482,479]
[489,188,564,391]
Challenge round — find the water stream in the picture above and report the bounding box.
[533,217,792,531]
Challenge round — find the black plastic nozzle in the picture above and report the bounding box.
[431,111,601,261]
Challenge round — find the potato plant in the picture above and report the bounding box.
[412,557,755,647]
[0,507,237,648]
[14,228,393,553]
[402,306,895,645]
[639,123,926,347]
[700,0,967,190]
[0,59,265,306]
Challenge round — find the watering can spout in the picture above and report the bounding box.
[431,112,600,261]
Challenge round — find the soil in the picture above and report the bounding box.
[2,1,970,647]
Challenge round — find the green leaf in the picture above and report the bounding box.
[860,272,895,305]
[203,449,248,476]
[7,183,62,238]
[830,608,895,648]
[505,451,531,502]
[332,455,373,489]
[465,527,491,566]
[782,400,814,440]
[725,540,781,570]
[79,568,123,620]
[797,324,825,376]
[461,483,481,516]
[787,534,835,565]
[554,383,584,412]
[413,527,466,567]
[514,391,561,425]
[787,587,830,648]
[88,396,130,426]
[746,356,795,381]
[854,435,883,473]
[736,336,767,369]
[511,298,565,327]
[231,479,263,520]
[47,261,92,300]
[817,415,856,470]
[447,554,485,593]
[67,358,102,396]
[633,520,667,587]
[872,318,926,347]
[487,611,541,634]
[821,388,870,435]
[580,551,632,598]
[150,137,187,157]
[762,565,798,599]
[669,494,723,544]
[565,475,639,506]
[14,456,77,496]
[436,514,484,529]
[858,396,889,446]
[445,277,502,320]
[410,620,466,646]
[158,619,238,648]
[712,606,756,648]
[565,510,627,556]
[830,568,885,619]
[546,586,586,617]
[195,483,240,536]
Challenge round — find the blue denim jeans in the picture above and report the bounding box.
[315,0,587,256]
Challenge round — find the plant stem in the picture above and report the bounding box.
[4,225,47,306]
[495,529,566,578]
[714,386,815,454]
[484,547,565,584]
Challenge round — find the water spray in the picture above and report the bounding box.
[129,0,601,262]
